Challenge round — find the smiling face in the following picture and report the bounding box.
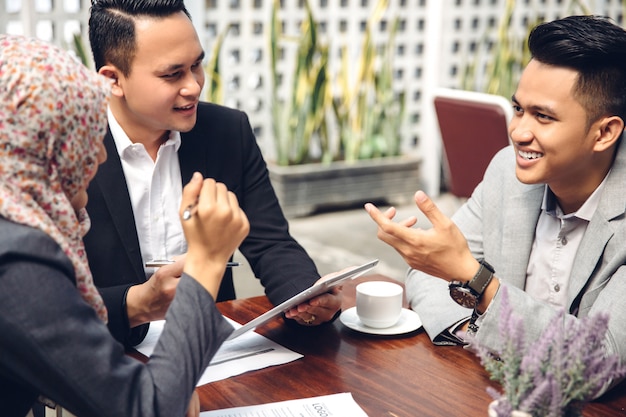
[102,11,205,144]
[509,59,616,211]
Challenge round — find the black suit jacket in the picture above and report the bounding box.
[84,102,320,345]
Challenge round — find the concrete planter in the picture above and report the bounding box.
[268,155,422,218]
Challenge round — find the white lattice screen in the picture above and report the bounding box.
[2,0,624,193]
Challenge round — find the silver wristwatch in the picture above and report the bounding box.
[449,259,494,309]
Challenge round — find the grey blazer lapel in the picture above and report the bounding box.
[568,218,613,307]
[568,138,626,304]
[499,185,544,288]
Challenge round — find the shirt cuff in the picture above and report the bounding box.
[433,317,470,345]
[121,285,150,346]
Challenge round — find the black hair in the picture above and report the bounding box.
[528,15,626,125]
[88,0,191,75]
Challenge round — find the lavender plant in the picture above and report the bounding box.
[467,287,626,417]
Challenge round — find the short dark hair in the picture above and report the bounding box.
[89,0,191,75]
[528,15,626,126]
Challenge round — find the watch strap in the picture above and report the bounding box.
[467,259,494,296]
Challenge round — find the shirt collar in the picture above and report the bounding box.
[541,171,610,221]
[107,107,182,158]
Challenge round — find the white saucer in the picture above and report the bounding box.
[340,307,422,335]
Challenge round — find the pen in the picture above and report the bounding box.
[208,348,275,366]
[145,260,241,268]
[182,199,198,221]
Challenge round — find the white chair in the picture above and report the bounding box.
[433,87,513,198]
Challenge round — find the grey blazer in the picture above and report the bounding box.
[406,139,626,368]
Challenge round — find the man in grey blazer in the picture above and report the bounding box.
[366,16,626,394]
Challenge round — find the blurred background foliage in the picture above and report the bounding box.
[461,0,593,100]
[269,0,332,166]
[268,0,405,166]
[331,0,405,164]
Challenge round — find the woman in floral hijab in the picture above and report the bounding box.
[0,34,248,417]
[0,34,109,321]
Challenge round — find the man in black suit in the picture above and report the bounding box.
[85,0,342,346]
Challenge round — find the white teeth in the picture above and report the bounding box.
[518,150,543,160]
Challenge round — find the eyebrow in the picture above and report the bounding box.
[511,94,557,115]
[160,51,205,73]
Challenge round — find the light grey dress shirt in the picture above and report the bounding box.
[525,177,607,308]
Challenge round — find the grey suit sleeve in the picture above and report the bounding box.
[406,268,472,344]
[0,234,232,416]
[405,148,509,344]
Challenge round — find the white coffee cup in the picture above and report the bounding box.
[356,281,403,328]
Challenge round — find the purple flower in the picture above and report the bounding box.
[467,286,626,417]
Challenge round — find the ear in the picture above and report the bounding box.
[593,115,624,152]
[98,65,124,97]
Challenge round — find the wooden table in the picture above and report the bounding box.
[197,275,626,416]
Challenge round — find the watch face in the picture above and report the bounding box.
[450,287,477,309]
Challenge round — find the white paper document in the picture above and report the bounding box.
[199,392,369,416]
[134,318,303,385]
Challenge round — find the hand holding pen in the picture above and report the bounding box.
[179,173,250,298]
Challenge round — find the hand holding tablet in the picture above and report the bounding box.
[226,259,379,340]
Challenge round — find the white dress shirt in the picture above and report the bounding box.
[108,108,186,278]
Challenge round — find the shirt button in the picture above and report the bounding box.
[554,284,560,292]
[561,236,568,245]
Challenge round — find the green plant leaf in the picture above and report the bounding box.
[204,24,231,105]
[269,0,403,165]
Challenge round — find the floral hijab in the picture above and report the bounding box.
[0,35,110,322]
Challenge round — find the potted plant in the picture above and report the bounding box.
[331,0,404,163]
[269,0,332,166]
[267,0,420,217]
[465,288,626,417]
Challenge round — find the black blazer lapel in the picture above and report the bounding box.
[178,128,208,185]
[87,132,145,283]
